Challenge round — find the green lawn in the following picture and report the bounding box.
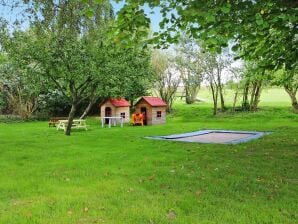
[0,97,297,223]
[190,87,292,107]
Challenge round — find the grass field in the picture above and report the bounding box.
[0,89,297,223]
[179,87,292,107]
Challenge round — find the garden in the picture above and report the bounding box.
[0,1,297,223]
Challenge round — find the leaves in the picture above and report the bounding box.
[84,8,94,18]
[206,13,216,23]
[255,13,264,26]
[221,4,231,14]
[108,0,297,71]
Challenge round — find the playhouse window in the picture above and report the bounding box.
[157,111,162,118]
[120,112,126,118]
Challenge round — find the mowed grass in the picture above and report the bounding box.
[187,87,292,107]
[0,90,297,223]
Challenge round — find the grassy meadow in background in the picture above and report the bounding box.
[0,88,297,223]
[179,87,292,107]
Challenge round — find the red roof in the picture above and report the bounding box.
[107,98,130,107]
[140,96,167,107]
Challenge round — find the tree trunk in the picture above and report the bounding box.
[232,91,238,112]
[65,104,76,136]
[242,82,250,110]
[213,89,218,115]
[251,82,262,111]
[217,70,225,111]
[249,82,257,111]
[210,83,218,115]
[80,101,94,119]
[188,85,199,104]
[167,97,173,113]
[284,86,298,111]
[185,87,191,104]
[180,89,185,100]
[219,88,225,112]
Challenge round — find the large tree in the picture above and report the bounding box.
[151,50,180,112]
[174,37,203,104]
[1,0,114,135]
[199,48,233,115]
[240,62,271,111]
[103,47,154,106]
[0,59,45,118]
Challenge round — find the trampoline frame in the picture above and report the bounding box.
[146,130,270,144]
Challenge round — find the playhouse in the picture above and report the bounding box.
[99,98,130,123]
[134,96,167,125]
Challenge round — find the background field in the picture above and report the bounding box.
[0,88,297,224]
[175,87,291,107]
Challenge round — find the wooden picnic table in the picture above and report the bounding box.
[48,117,68,127]
[100,117,123,128]
[57,119,87,131]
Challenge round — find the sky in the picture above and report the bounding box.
[0,1,29,29]
[0,0,163,32]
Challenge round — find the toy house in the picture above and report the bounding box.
[134,96,167,125]
[99,98,130,123]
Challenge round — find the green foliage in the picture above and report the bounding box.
[271,68,298,110]
[231,61,272,111]
[117,49,154,104]
[199,48,233,114]
[38,90,72,116]
[0,51,46,118]
[112,1,297,71]
[174,37,204,104]
[151,50,180,112]
[0,114,23,123]
[108,2,151,48]
[0,91,7,112]
[272,68,298,89]
[97,46,154,104]
[1,0,117,133]
[1,0,155,124]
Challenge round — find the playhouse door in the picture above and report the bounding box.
[105,107,112,124]
[141,107,147,125]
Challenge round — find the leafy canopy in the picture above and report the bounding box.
[112,0,297,71]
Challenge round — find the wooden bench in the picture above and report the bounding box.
[48,117,68,127]
[57,119,88,131]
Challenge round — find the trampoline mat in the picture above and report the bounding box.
[146,130,270,144]
[172,132,256,143]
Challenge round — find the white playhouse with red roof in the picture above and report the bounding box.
[99,98,131,123]
[134,96,167,125]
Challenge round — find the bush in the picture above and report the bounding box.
[0,91,9,114]
[0,114,23,123]
[38,90,71,117]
